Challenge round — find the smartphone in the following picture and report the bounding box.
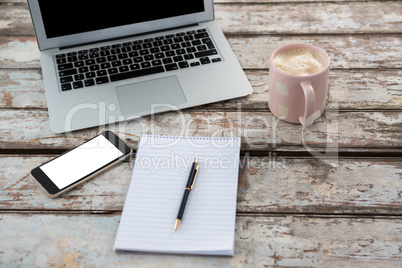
[30,131,132,197]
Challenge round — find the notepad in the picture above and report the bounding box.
[114,135,241,256]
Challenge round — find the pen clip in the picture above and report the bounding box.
[190,163,199,190]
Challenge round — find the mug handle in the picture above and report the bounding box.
[299,81,316,126]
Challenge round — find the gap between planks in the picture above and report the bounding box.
[1,209,402,220]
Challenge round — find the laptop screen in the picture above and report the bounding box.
[38,0,205,38]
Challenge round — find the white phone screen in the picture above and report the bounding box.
[40,135,123,189]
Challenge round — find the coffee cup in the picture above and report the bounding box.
[268,44,330,126]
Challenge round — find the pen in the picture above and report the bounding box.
[174,157,199,231]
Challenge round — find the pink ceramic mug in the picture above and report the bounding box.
[268,44,330,126]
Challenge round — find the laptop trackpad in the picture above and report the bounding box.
[115,76,187,116]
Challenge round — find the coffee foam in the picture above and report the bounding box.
[273,48,326,76]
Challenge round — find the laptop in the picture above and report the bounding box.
[28,0,253,133]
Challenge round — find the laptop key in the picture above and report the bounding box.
[89,65,100,71]
[152,60,162,66]
[142,43,152,49]
[89,48,99,52]
[139,49,150,55]
[141,62,151,69]
[153,41,163,47]
[119,66,129,72]
[118,53,128,60]
[196,45,207,51]
[122,46,131,52]
[97,70,107,76]
[96,76,109,85]
[173,56,183,62]
[184,54,194,60]
[129,51,139,58]
[212,58,222,63]
[111,61,122,67]
[194,33,209,39]
[107,55,117,61]
[171,44,180,50]
[122,59,132,65]
[59,69,77,77]
[85,59,96,65]
[101,63,111,69]
[100,50,110,57]
[58,63,74,71]
[190,62,201,67]
[101,46,110,50]
[97,57,107,63]
[61,83,72,91]
[55,54,66,58]
[74,61,85,67]
[178,61,189,69]
[84,79,95,87]
[194,49,218,58]
[108,68,118,75]
[133,57,144,63]
[67,52,77,56]
[79,50,88,54]
[155,53,165,59]
[110,66,165,82]
[111,48,121,54]
[191,40,202,46]
[86,72,96,78]
[73,81,84,89]
[144,55,154,61]
[60,76,73,84]
[56,58,67,64]
[67,56,78,62]
[78,67,89,73]
[74,74,85,81]
[186,47,196,53]
[165,63,178,71]
[130,64,140,70]
[200,57,211,64]
[162,58,173,64]
[89,52,99,58]
[161,46,170,52]
[132,44,142,50]
[78,54,89,60]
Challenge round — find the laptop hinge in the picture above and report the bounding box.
[59,23,199,50]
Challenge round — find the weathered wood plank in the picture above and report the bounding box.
[1,35,401,69]
[2,0,379,4]
[1,69,401,110]
[0,69,46,108]
[2,2,402,35]
[0,214,401,267]
[1,155,401,215]
[0,109,400,151]
[228,35,402,70]
[216,2,402,34]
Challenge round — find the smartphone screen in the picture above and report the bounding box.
[31,131,132,196]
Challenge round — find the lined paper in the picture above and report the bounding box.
[114,135,241,255]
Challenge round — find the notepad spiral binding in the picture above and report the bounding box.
[141,134,240,141]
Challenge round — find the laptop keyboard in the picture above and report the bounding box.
[55,29,222,92]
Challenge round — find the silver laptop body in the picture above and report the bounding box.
[28,0,253,133]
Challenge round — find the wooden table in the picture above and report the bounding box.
[1,0,401,266]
